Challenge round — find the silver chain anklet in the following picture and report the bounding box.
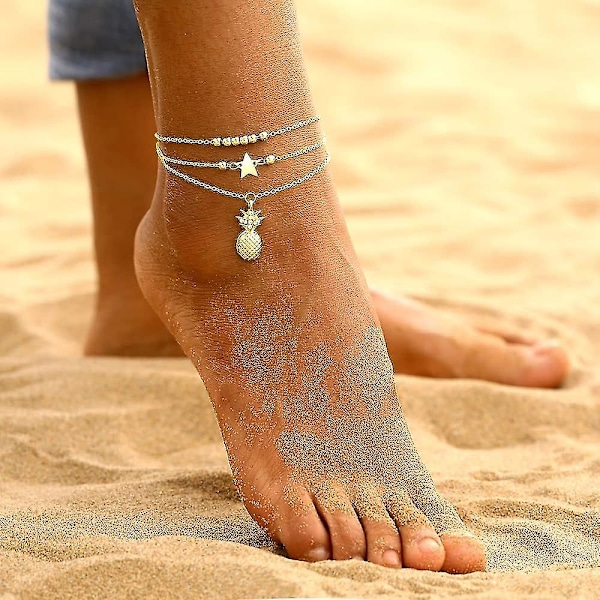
[155,115,320,147]
[156,143,330,262]
[157,136,326,180]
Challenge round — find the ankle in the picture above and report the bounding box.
[141,149,342,276]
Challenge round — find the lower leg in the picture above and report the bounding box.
[76,73,181,356]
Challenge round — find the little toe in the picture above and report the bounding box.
[440,532,487,574]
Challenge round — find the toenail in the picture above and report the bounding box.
[382,549,401,567]
[418,537,442,554]
[440,529,477,539]
[306,547,329,562]
[532,339,560,353]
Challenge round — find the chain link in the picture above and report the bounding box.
[155,115,320,145]
[267,115,321,138]
[271,136,326,164]
[153,135,213,145]
[256,154,331,200]
[156,145,222,168]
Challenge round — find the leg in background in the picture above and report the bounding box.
[77,73,182,356]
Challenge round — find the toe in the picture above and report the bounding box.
[314,494,367,561]
[386,492,445,571]
[355,497,402,568]
[519,341,570,388]
[463,332,570,389]
[440,532,487,574]
[371,288,569,388]
[405,486,485,573]
[276,495,332,562]
[398,522,445,571]
[362,517,403,568]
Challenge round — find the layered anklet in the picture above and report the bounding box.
[157,136,326,180]
[155,116,328,262]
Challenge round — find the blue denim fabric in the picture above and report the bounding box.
[48,0,147,80]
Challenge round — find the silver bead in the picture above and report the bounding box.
[259,131,268,141]
[211,137,221,147]
[218,161,227,170]
[223,137,232,146]
[248,134,258,143]
[231,137,240,146]
[266,155,276,165]
[240,135,249,145]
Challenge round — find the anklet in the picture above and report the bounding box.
[155,115,320,146]
[157,137,326,180]
[156,143,330,262]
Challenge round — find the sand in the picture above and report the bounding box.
[1,0,600,598]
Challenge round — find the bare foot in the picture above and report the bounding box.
[133,105,485,575]
[134,164,486,571]
[373,290,569,388]
[74,47,569,388]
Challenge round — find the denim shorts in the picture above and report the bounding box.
[48,0,147,80]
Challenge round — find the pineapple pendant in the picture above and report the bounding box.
[235,193,266,261]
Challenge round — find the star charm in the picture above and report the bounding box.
[240,153,259,179]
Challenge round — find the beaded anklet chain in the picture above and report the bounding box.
[155,115,320,147]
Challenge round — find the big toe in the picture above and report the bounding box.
[440,533,486,574]
[465,335,570,389]
[517,341,570,388]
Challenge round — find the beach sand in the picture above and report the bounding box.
[1,0,600,598]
